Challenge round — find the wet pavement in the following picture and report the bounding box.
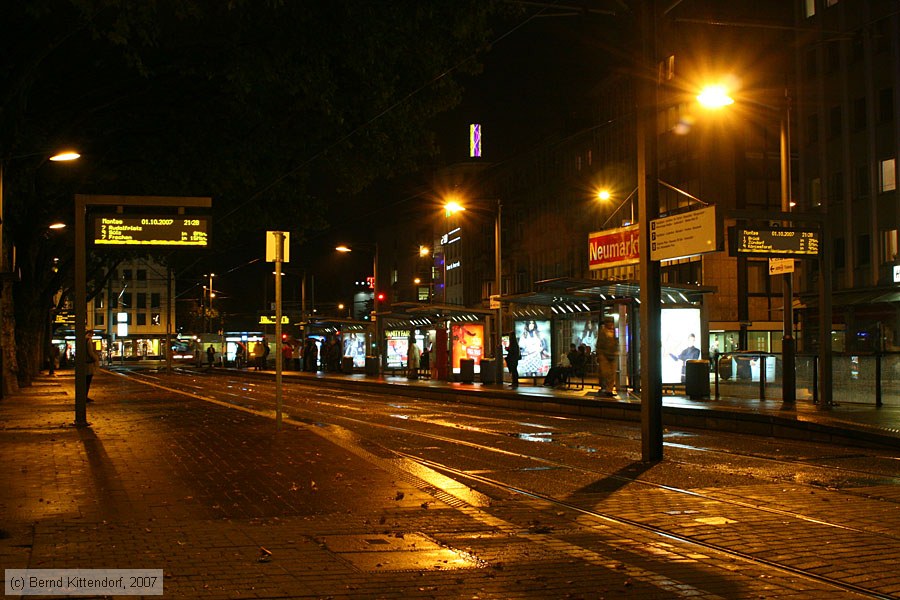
[1,369,899,598]
[245,367,900,450]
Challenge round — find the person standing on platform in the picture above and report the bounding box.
[505,333,520,389]
[407,338,421,380]
[596,317,618,396]
[85,334,100,402]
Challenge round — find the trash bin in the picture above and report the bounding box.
[341,356,354,373]
[685,359,710,399]
[459,358,475,383]
[364,356,379,376]
[480,358,496,384]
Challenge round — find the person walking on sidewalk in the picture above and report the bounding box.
[85,334,100,402]
[207,344,216,368]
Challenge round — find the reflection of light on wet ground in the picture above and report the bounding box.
[389,414,410,420]
[506,431,554,443]
[320,533,483,571]
[398,459,493,507]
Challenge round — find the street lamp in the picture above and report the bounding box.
[697,83,796,404]
[598,187,637,227]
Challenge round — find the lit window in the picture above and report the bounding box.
[881,230,898,263]
[825,0,838,6]
[805,0,816,18]
[880,158,896,192]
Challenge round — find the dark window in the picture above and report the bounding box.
[137,269,147,281]
[857,234,871,266]
[857,164,870,197]
[151,313,161,326]
[825,40,840,73]
[122,293,132,308]
[110,294,117,309]
[806,113,819,144]
[874,19,890,54]
[94,313,104,326]
[137,293,146,309]
[851,30,864,62]
[137,313,147,326]
[122,269,132,280]
[879,88,894,122]
[151,293,161,309]
[805,48,817,78]
[829,106,842,137]
[853,97,867,130]
[830,171,844,202]
[834,238,845,268]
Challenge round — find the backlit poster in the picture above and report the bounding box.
[571,319,598,349]
[451,323,484,373]
[385,331,408,369]
[342,332,367,368]
[514,319,551,377]
[661,308,701,384]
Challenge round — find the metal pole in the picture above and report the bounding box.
[819,217,833,406]
[875,352,882,407]
[74,195,88,426]
[275,232,284,430]
[373,244,381,374]
[637,0,663,462]
[166,266,173,374]
[495,199,503,384]
[780,92,796,404]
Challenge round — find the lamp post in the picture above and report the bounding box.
[697,84,796,404]
[336,243,379,370]
[443,198,504,383]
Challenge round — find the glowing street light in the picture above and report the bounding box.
[696,85,734,109]
[49,151,81,162]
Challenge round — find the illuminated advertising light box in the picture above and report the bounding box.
[93,215,209,246]
[451,324,484,373]
[342,332,367,368]
[385,331,409,369]
[571,319,598,349]
[514,319,551,377]
[661,308,701,385]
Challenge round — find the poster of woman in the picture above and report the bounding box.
[515,319,551,377]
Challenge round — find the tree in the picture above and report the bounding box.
[1,0,510,390]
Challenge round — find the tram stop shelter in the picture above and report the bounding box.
[502,278,715,392]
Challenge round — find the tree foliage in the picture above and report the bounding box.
[0,0,507,388]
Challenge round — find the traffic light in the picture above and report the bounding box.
[376,292,386,302]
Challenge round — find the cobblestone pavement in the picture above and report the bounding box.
[2,372,897,599]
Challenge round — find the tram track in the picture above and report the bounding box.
[121,369,900,599]
[125,370,900,528]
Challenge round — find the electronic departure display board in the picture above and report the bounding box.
[735,227,819,257]
[94,215,209,246]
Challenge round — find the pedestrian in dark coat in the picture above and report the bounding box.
[505,333,520,389]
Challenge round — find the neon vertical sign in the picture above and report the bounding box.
[469,123,481,158]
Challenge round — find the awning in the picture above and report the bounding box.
[301,318,372,334]
[502,277,715,316]
[376,302,496,330]
[797,286,900,309]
